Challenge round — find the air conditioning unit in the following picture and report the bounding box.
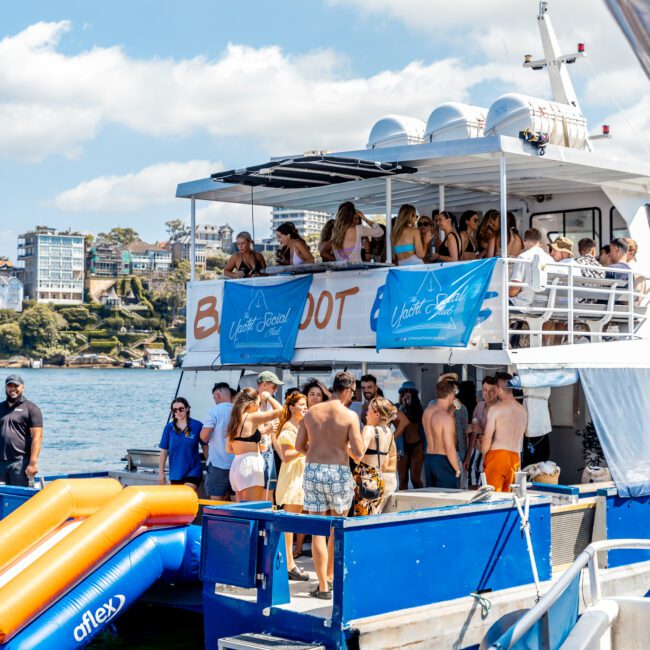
[218,634,325,650]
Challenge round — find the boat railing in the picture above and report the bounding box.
[505,257,650,347]
[487,538,650,650]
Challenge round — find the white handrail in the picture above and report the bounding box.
[488,538,650,650]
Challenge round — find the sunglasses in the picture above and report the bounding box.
[172,406,186,413]
[418,222,432,228]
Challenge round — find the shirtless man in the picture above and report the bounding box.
[295,371,365,600]
[482,373,527,492]
[422,381,461,489]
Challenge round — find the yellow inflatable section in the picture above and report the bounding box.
[0,481,198,643]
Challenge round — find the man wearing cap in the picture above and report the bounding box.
[257,370,284,501]
[200,382,235,501]
[482,373,527,492]
[0,375,43,486]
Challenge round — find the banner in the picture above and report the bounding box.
[376,258,497,350]
[219,275,312,364]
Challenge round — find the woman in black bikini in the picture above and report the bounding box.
[429,211,461,263]
[224,231,267,278]
[458,211,480,261]
[397,383,425,490]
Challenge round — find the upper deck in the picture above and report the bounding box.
[179,134,650,371]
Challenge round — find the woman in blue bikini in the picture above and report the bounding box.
[391,204,431,265]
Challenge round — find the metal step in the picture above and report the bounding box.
[218,633,325,650]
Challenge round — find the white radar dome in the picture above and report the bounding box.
[425,102,487,142]
[366,115,426,149]
[485,93,588,149]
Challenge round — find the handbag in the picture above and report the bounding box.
[356,427,385,501]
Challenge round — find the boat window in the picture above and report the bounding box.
[609,207,629,242]
[530,207,602,249]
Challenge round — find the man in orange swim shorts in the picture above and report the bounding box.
[481,373,527,492]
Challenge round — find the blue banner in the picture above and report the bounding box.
[220,276,313,364]
[376,258,497,350]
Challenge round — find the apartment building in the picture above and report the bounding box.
[17,227,84,304]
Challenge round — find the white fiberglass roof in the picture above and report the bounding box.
[176,135,650,213]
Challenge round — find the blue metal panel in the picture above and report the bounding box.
[530,484,579,497]
[201,516,259,588]
[338,503,551,621]
[603,493,650,567]
[0,486,36,520]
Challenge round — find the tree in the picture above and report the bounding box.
[0,323,22,353]
[165,219,186,238]
[0,309,19,325]
[97,227,140,247]
[84,233,94,249]
[19,304,60,349]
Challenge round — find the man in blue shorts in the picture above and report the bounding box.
[200,382,234,500]
[296,371,364,600]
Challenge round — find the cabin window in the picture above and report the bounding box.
[609,207,630,242]
[530,207,602,249]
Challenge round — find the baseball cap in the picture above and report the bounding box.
[257,370,284,386]
[5,374,24,386]
[549,236,573,254]
[398,381,417,393]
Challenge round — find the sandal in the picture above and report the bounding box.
[288,566,309,581]
[309,587,332,600]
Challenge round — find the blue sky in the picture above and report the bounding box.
[0,0,648,261]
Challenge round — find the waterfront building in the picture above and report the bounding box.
[86,242,130,278]
[0,273,23,311]
[123,241,173,274]
[170,234,206,271]
[271,207,329,239]
[17,227,84,304]
[195,224,234,255]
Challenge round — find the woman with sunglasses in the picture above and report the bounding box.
[458,211,480,261]
[429,211,461,263]
[158,397,204,491]
[417,215,436,262]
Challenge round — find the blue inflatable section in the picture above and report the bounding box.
[1,525,201,650]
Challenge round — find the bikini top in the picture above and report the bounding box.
[232,415,262,443]
[438,231,461,258]
[363,426,391,466]
[394,243,415,254]
[237,253,263,277]
[463,233,478,254]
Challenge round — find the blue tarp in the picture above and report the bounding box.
[376,258,496,350]
[220,276,312,364]
[579,367,650,497]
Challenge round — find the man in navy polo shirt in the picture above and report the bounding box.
[0,375,43,486]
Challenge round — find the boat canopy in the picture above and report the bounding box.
[210,155,417,190]
[177,135,650,213]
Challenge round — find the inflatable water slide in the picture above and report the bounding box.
[0,478,201,649]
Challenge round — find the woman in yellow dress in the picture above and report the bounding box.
[275,392,309,581]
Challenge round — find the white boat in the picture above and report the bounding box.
[144,348,174,370]
[171,3,650,648]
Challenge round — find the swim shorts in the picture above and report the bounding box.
[229,452,265,493]
[423,454,459,489]
[303,463,355,514]
[484,449,520,492]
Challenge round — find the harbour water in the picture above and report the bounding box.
[8,368,183,476]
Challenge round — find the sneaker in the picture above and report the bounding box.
[288,567,309,582]
[309,587,332,600]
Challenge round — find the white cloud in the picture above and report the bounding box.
[0,20,511,163]
[53,160,221,212]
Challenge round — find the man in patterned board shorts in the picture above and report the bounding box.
[296,371,365,600]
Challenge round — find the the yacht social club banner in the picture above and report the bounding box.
[376,258,497,350]
[219,275,313,364]
[186,262,504,365]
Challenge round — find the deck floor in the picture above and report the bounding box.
[215,553,333,618]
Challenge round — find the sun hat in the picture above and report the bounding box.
[257,370,284,385]
[549,236,573,254]
[398,381,417,393]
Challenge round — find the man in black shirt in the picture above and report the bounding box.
[0,375,43,486]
